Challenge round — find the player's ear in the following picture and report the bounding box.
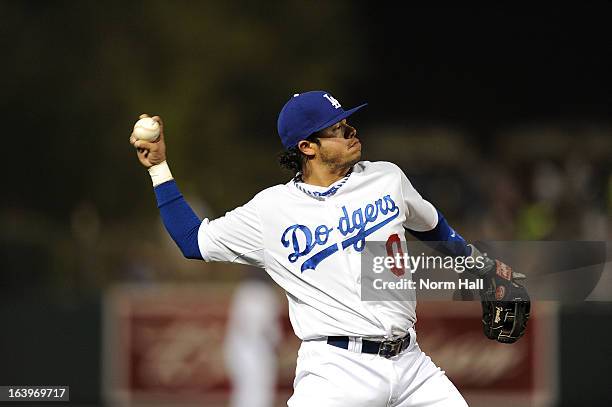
[297,139,317,158]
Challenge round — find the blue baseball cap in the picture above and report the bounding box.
[277,91,367,149]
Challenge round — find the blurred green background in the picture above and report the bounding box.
[1,2,610,406]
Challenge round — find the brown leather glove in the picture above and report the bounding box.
[468,245,531,344]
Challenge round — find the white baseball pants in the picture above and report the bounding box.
[288,329,468,407]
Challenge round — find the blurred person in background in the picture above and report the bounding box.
[224,268,281,407]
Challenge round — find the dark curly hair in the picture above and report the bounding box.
[277,136,320,175]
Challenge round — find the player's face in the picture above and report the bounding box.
[315,119,361,168]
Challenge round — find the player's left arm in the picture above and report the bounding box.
[405,208,471,257]
[398,166,530,343]
[398,166,519,277]
[396,165,470,257]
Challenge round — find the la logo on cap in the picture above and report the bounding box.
[277,90,367,149]
[323,93,341,109]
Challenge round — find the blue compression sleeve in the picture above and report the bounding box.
[154,180,203,260]
[406,210,470,257]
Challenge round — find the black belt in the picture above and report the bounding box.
[327,334,411,359]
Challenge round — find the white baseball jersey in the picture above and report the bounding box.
[197,161,438,340]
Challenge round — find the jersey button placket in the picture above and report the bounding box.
[324,197,344,259]
[329,196,362,293]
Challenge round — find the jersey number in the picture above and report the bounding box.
[385,233,405,277]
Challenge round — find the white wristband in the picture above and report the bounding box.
[148,161,174,187]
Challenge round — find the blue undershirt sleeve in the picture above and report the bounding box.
[153,180,203,260]
[406,210,470,257]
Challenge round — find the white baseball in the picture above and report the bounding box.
[133,117,160,142]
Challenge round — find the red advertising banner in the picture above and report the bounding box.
[415,302,558,407]
[103,284,299,407]
[104,284,557,407]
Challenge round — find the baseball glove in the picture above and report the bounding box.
[469,245,530,344]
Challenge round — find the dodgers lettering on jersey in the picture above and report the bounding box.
[281,195,399,272]
[197,161,438,340]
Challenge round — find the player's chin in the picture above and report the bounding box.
[347,151,361,166]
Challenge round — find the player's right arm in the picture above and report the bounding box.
[129,114,265,267]
[129,114,203,260]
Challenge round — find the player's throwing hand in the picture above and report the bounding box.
[129,114,167,168]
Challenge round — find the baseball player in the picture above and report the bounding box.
[224,269,281,407]
[129,91,529,406]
